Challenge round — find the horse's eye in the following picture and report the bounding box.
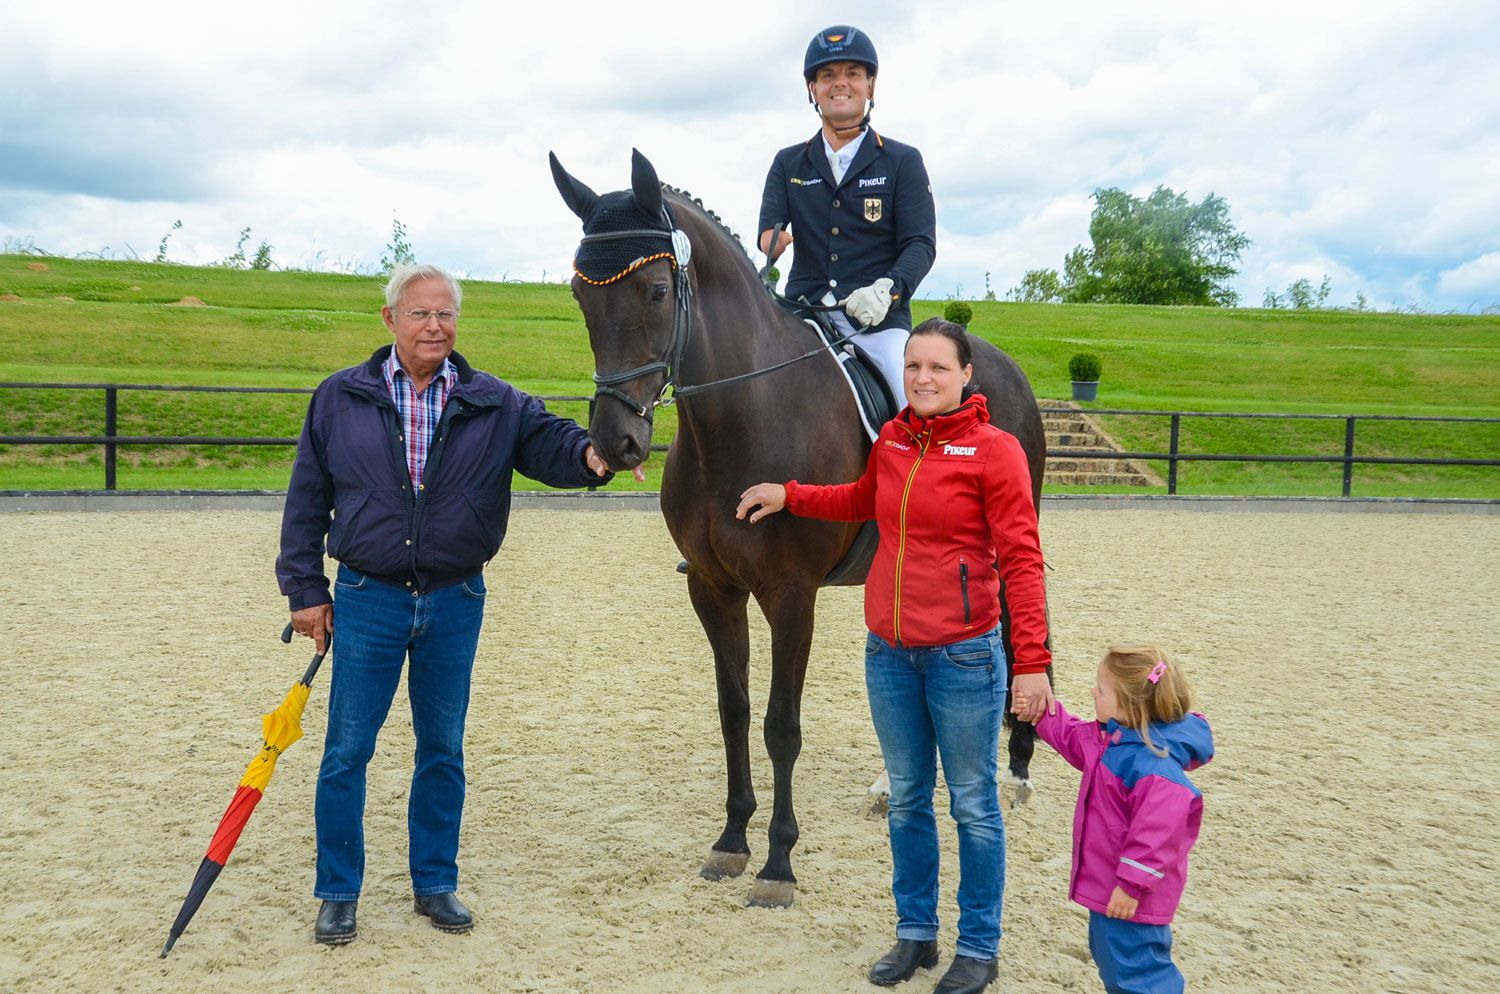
[650,284,669,304]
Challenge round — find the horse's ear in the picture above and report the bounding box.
[630,148,663,219]
[550,151,599,220]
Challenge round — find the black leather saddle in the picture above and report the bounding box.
[778,298,892,588]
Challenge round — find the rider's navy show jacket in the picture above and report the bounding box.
[759,128,936,331]
[276,345,603,610]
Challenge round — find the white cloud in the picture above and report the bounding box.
[1,0,1497,310]
[1436,252,1500,304]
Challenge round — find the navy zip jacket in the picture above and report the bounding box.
[758,128,936,332]
[277,345,605,610]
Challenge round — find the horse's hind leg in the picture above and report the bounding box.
[1004,713,1037,809]
[746,583,817,909]
[687,575,755,882]
[998,586,1048,808]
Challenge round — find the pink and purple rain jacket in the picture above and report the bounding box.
[1034,703,1214,925]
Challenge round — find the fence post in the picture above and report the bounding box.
[1342,417,1356,497]
[105,386,118,491]
[1168,414,1180,495]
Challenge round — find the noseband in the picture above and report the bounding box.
[575,208,694,424]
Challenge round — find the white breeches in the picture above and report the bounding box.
[827,308,909,411]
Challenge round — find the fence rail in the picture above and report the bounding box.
[2,383,1497,495]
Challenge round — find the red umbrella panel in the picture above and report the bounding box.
[161,630,326,957]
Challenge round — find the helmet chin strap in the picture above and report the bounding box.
[810,96,874,138]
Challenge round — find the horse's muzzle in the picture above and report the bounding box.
[589,425,650,472]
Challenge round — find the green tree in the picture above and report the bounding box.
[380,216,416,272]
[1264,274,1333,309]
[1006,268,1063,303]
[154,219,182,263]
[1060,186,1250,306]
[219,227,252,269]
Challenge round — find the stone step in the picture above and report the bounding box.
[1033,400,1166,488]
[1046,431,1109,448]
[1044,471,1154,487]
[1046,457,1143,474]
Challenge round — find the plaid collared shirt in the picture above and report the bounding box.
[382,349,458,488]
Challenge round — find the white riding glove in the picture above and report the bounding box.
[843,278,895,329]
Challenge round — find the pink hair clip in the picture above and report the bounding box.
[1147,661,1168,684]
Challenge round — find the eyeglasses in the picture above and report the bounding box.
[402,308,459,324]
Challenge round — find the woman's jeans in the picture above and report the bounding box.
[313,564,486,901]
[865,626,1008,960]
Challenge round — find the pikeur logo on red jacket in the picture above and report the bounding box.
[784,394,1051,673]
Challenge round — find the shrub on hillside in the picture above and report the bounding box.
[943,300,973,325]
[1068,352,1102,382]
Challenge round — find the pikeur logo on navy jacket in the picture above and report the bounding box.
[276,346,602,609]
[759,128,937,332]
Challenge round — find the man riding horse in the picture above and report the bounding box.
[760,24,936,421]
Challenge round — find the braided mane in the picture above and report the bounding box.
[661,184,754,265]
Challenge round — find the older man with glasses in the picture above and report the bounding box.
[276,263,633,945]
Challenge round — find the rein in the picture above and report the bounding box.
[577,215,859,420]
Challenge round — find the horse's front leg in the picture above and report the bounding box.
[687,573,756,881]
[746,582,818,908]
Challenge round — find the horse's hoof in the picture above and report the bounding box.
[746,878,795,909]
[700,849,749,881]
[1004,774,1034,809]
[863,769,891,819]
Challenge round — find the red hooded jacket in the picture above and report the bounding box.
[785,394,1050,673]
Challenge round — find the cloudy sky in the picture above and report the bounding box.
[5,0,1498,310]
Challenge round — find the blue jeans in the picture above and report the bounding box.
[1089,912,1184,993]
[865,626,1008,960]
[313,564,486,900]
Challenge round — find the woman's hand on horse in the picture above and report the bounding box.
[1011,671,1055,723]
[736,483,787,523]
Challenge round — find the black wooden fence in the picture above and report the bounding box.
[2,382,1496,496]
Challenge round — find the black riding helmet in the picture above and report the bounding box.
[803,25,878,81]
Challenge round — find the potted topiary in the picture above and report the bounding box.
[1068,352,1101,401]
[943,300,973,327]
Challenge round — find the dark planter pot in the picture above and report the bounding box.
[1071,380,1099,401]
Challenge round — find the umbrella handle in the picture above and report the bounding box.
[299,631,331,687]
[281,621,332,686]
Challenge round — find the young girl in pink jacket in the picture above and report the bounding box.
[1015,646,1213,994]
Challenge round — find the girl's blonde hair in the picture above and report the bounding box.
[1102,645,1194,758]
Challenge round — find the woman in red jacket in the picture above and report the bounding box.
[737,318,1054,994]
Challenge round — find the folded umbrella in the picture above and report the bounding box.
[160,624,329,957]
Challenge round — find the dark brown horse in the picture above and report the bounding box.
[551,149,1047,907]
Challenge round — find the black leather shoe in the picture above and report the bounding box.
[868,939,939,986]
[932,954,999,994]
[413,891,474,933]
[314,900,357,945]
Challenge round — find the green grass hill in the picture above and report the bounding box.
[1,255,1496,497]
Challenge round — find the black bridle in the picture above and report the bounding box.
[576,214,862,424]
[576,214,695,423]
